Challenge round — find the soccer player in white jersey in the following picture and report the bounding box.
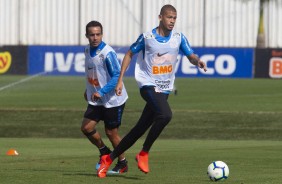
[97,5,207,178]
[81,21,128,174]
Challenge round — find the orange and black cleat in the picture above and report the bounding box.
[135,151,149,174]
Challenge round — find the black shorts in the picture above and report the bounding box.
[84,103,125,129]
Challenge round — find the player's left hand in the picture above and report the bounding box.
[91,92,101,102]
[198,60,207,72]
[115,81,123,96]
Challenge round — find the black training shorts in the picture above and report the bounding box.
[84,103,125,129]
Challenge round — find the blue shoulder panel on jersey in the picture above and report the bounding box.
[130,34,145,54]
[180,33,194,56]
[98,51,120,96]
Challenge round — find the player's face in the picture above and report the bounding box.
[159,10,177,31]
[86,26,103,47]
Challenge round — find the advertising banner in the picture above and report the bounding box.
[254,48,282,78]
[0,46,28,75]
[28,46,254,78]
[178,47,254,78]
[28,46,84,76]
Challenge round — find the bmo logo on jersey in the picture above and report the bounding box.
[269,57,282,78]
[153,65,173,74]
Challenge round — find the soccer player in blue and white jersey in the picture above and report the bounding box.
[97,5,207,178]
[81,21,128,174]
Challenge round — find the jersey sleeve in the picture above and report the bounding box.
[180,33,194,56]
[98,51,120,96]
[130,34,145,54]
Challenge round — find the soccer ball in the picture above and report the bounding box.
[207,161,229,182]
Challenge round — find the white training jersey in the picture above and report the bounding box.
[84,44,128,108]
[135,30,181,92]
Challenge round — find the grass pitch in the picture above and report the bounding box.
[0,76,282,183]
[0,76,281,140]
[1,138,282,184]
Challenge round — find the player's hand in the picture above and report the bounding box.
[198,60,207,72]
[115,81,123,96]
[91,92,101,102]
[84,91,87,101]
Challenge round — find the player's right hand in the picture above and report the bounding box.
[84,90,87,101]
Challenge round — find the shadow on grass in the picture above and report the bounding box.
[63,172,142,180]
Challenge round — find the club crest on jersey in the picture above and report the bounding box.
[99,54,104,60]
[144,33,154,39]
[173,32,181,37]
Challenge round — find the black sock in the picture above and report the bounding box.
[99,146,111,155]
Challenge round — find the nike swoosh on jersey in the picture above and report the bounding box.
[157,52,169,57]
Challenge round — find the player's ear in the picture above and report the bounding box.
[158,14,162,21]
[85,33,88,38]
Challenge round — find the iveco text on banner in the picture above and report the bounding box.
[28,46,253,78]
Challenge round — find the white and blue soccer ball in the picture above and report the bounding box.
[207,161,229,182]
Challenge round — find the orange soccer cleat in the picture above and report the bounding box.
[97,154,113,178]
[136,150,149,173]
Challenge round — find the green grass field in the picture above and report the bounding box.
[0,76,282,183]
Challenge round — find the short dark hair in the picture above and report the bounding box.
[160,4,177,15]
[85,21,103,35]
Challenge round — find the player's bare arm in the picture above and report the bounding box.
[84,90,87,101]
[187,54,207,72]
[115,50,134,96]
